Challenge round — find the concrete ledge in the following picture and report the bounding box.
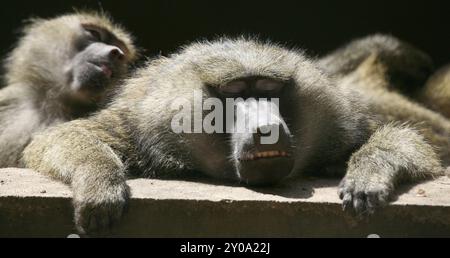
[1,168,450,237]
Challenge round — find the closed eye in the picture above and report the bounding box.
[85,28,103,42]
[82,24,105,42]
[255,79,284,92]
[219,80,247,95]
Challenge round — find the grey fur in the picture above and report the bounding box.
[0,12,137,167]
[417,65,450,118]
[23,36,447,234]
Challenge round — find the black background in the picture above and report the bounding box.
[0,0,449,68]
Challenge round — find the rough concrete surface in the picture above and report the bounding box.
[1,168,450,237]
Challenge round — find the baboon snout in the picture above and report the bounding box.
[108,47,125,62]
[233,99,294,186]
[82,44,126,74]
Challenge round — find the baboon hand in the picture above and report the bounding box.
[73,181,130,235]
[338,174,393,216]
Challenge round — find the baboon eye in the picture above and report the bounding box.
[84,27,103,42]
[255,79,284,92]
[219,80,247,94]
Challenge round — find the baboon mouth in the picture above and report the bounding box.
[239,150,291,161]
[99,64,113,78]
[89,62,113,79]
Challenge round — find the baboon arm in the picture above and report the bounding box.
[0,90,42,167]
[339,124,444,214]
[22,119,128,185]
[23,118,131,234]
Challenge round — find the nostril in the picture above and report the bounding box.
[257,124,278,137]
[109,48,125,61]
[257,128,270,137]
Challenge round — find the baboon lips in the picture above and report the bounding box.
[239,150,291,161]
[100,64,113,78]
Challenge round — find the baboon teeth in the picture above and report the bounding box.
[240,150,290,161]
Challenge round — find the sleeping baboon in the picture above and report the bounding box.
[23,36,448,234]
[0,12,137,167]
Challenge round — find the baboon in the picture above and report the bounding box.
[320,35,450,121]
[320,35,450,166]
[23,36,448,234]
[0,12,137,167]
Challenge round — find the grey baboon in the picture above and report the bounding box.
[23,36,448,234]
[320,35,450,166]
[0,12,137,167]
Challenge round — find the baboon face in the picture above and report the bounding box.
[209,77,297,185]
[5,13,136,104]
[67,23,131,102]
[142,40,339,186]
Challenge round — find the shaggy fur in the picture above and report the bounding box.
[0,12,137,167]
[23,36,447,234]
[417,65,450,118]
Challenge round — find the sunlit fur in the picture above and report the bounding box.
[0,12,137,167]
[24,36,447,234]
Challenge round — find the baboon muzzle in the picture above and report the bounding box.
[232,99,294,186]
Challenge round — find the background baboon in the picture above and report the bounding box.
[24,36,447,234]
[0,12,137,167]
[319,35,450,166]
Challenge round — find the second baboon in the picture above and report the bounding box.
[24,36,447,234]
[320,35,450,166]
[0,12,137,167]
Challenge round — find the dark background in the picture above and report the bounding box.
[0,0,449,69]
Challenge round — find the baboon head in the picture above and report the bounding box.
[136,38,364,186]
[4,12,137,106]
